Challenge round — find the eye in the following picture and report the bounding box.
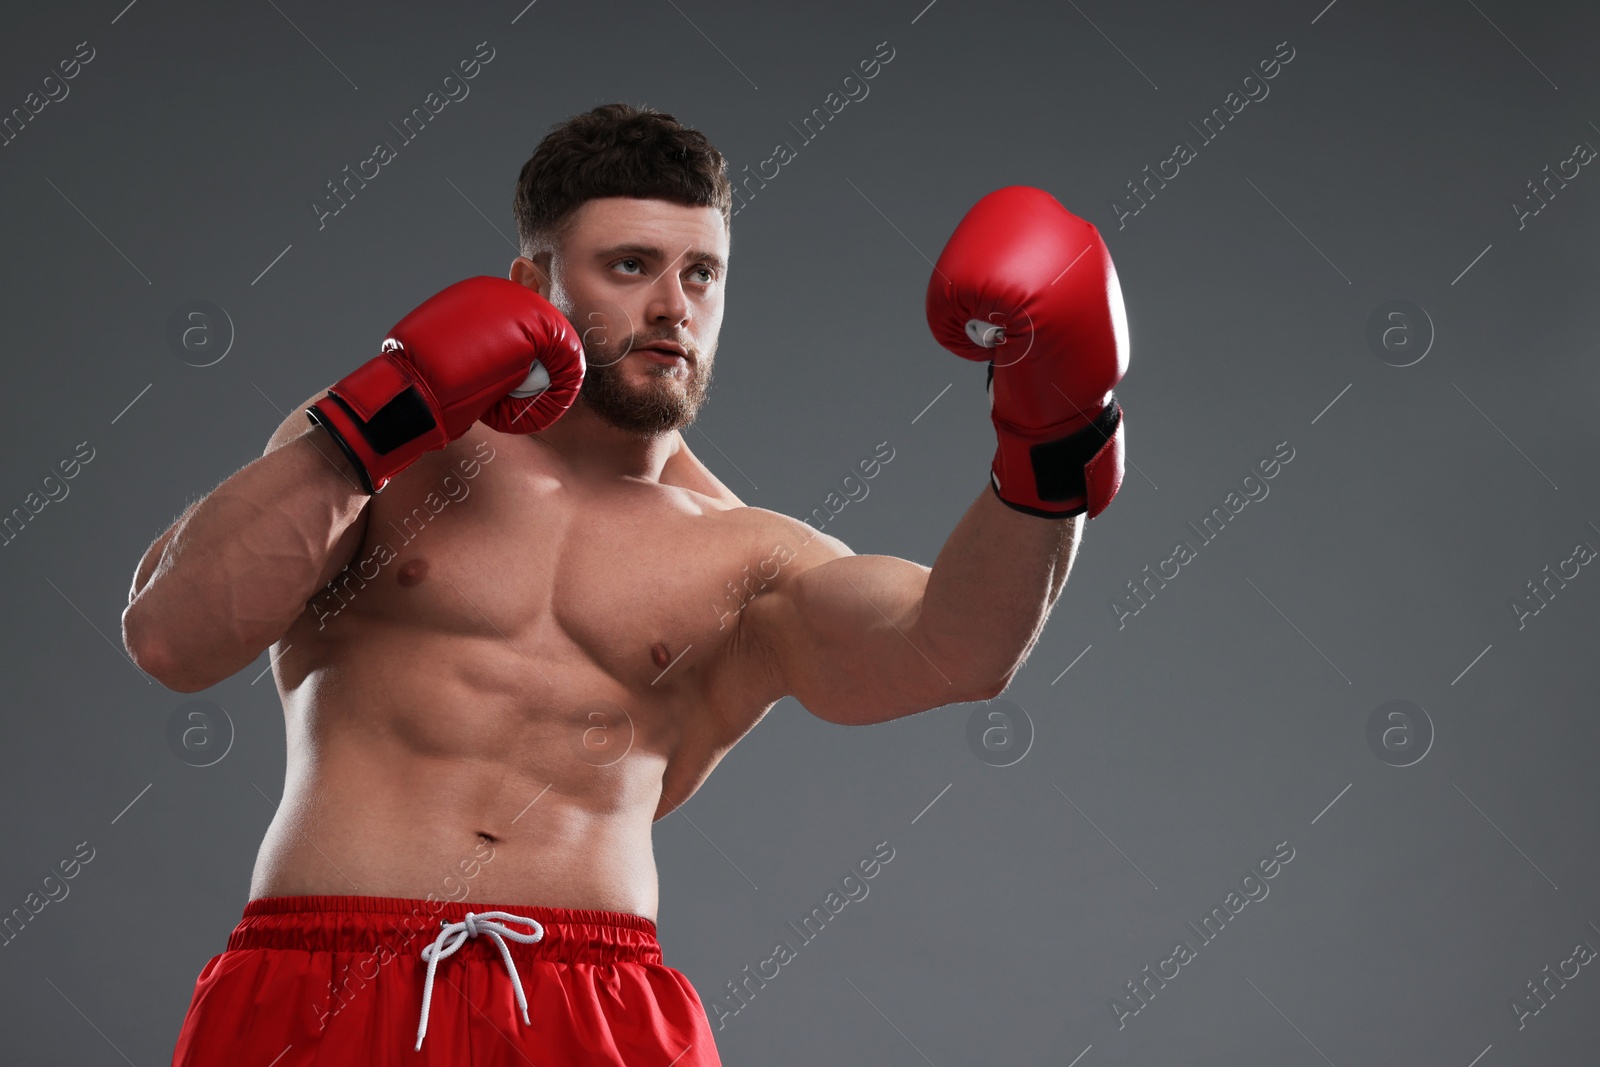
[613,257,643,275]
[689,266,716,284]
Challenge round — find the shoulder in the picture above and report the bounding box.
[718,506,853,696]
[671,506,843,731]
[679,501,855,595]
[734,507,853,576]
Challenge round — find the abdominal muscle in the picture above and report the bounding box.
[250,619,682,921]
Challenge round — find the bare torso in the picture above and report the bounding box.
[252,422,801,921]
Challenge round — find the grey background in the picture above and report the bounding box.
[1,0,1596,1063]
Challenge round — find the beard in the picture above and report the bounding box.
[576,330,714,438]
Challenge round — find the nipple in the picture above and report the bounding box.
[397,558,430,587]
[650,642,670,668]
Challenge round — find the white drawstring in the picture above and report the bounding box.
[414,911,545,1051]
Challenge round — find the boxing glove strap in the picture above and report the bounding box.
[305,403,379,494]
[306,386,439,495]
[990,398,1125,519]
[333,385,436,455]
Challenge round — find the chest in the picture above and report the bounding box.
[327,431,770,692]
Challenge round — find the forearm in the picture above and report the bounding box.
[123,428,368,690]
[914,483,1082,694]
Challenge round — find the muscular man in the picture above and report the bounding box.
[123,103,1127,1065]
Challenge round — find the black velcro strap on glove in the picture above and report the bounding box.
[1029,400,1122,504]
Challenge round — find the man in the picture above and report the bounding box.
[123,103,1127,1065]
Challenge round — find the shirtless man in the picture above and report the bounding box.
[123,103,1128,1065]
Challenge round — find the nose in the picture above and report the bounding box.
[645,269,691,331]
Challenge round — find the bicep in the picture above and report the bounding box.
[752,552,957,726]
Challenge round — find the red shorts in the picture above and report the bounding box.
[172,895,722,1066]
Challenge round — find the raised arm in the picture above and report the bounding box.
[122,395,372,692]
[122,275,587,692]
[745,185,1129,725]
[744,495,1079,726]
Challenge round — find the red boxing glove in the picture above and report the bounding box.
[925,186,1129,518]
[308,276,585,494]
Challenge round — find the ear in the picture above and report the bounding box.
[510,254,553,300]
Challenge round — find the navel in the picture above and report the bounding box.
[397,558,430,587]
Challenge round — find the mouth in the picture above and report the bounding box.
[636,342,691,366]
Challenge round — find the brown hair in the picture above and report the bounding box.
[513,103,732,258]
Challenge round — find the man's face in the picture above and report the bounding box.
[521,197,728,438]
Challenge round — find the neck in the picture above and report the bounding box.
[529,399,681,482]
